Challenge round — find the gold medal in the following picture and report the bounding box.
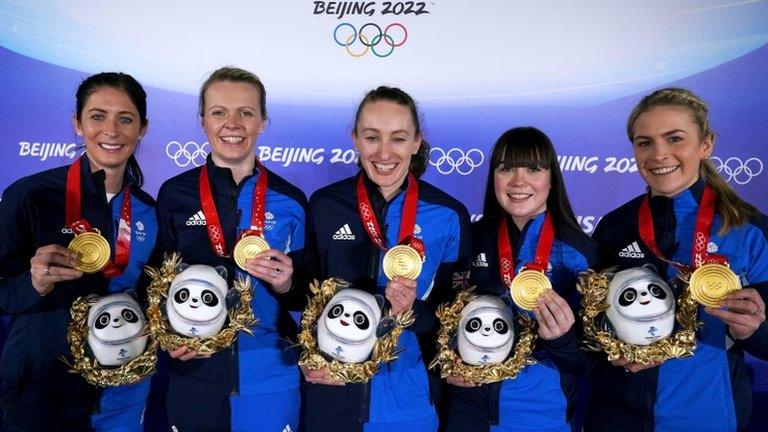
[510,269,552,311]
[233,235,271,270]
[68,230,110,273]
[689,263,741,307]
[383,245,423,280]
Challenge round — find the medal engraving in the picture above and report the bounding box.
[510,269,552,311]
[383,245,423,280]
[233,235,271,271]
[69,230,111,273]
[689,263,741,307]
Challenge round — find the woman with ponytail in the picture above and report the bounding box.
[302,86,472,431]
[0,72,157,431]
[589,87,768,431]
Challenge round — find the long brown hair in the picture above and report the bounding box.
[627,87,756,234]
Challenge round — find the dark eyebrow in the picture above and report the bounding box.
[633,129,686,141]
[87,108,136,117]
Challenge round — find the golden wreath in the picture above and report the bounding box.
[429,289,538,385]
[64,294,158,387]
[298,278,415,383]
[577,268,699,364]
[145,253,257,355]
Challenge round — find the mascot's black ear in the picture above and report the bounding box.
[123,290,140,303]
[374,294,386,311]
[214,265,228,280]
[641,263,659,275]
[604,266,618,281]
[176,263,190,274]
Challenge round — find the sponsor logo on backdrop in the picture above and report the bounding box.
[18,141,81,161]
[710,156,763,185]
[166,141,210,167]
[429,147,485,175]
[314,1,431,58]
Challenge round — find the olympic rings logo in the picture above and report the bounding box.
[166,141,210,167]
[710,156,763,185]
[429,147,485,175]
[333,22,408,58]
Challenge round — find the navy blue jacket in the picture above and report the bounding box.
[303,174,472,430]
[446,214,598,432]
[589,180,768,432]
[152,156,307,422]
[0,156,157,431]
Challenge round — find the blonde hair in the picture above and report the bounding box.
[627,88,756,234]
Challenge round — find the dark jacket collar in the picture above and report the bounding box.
[204,154,261,188]
[78,154,140,197]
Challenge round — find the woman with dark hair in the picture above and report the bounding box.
[0,72,157,431]
[303,86,472,431]
[588,88,768,431]
[444,127,597,431]
[153,66,307,431]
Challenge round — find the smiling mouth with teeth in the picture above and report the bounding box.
[99,143,124,150]
[649,166,679,175]
[373,162,397,172]
[221,136,245,144]
[507,193,532,200]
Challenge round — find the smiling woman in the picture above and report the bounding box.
[0,72,158,432]
[152,66,308,432]
[303,86,472,432]
[590,87,768,431]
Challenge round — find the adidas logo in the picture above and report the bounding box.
[186,210,206,226]
[414,224,422,235]
[332,223,356,240]
[618,241,645,259]
[282,425,293,432]
[473,253,489,267]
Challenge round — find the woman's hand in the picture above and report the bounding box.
[446,375,477,388]
[300,365,346,386]
[168,345,211,361]
[533,290,575,340]
[705,288,766,340]
[30,244,83,295]
[611,356,661,373]
[245,249,293,294]
[385,276,417,315]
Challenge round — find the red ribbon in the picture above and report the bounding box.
[199,160,268,257]
[66,159,131,278]
[638,184,726,272]
[355,173,425,258]
[497,212,555,286]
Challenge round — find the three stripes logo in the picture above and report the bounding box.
[186,210,206,226]
[473,253,489,267]
[333,223,356,240]
[618,241,645,259]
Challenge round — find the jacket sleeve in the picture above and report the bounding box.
[0,182,47,314]
[732,218,768,359]
[272,197,310,311]
[409,205,472,335]
[542,236,600,375]
[91,380,150,432]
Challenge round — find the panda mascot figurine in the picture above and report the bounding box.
[87,292,148,366]
[605,265,675,346]
[457,295,515,365]
[166,264,230,338]
[317,289,383,363]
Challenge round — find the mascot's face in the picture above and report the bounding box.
[606,265,675,345]
[457,295,514,365]
[87,292,148,366]
[166,264,228,338]
[317,289,382,363]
